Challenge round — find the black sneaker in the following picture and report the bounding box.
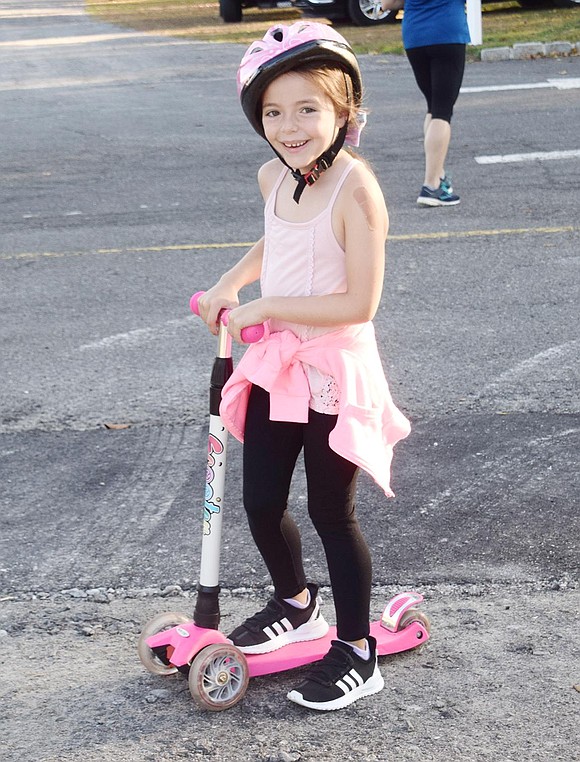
[287,636,384,711]
[417,181,460,207]
[227,583,329,655]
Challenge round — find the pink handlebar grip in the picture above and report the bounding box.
[242,324,265,344]
[189,291,204,317]
[189,291,264,344]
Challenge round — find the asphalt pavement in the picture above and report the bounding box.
[0,2,578,761]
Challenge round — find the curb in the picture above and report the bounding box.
[481,41,579,61]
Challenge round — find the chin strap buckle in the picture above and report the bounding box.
[303,157,331,187]
[302,168,319,187]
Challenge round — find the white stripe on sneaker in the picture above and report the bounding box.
[337,669,364,694]
[288,664,385,711]
[237,613,329,655]
[264,617,292,641]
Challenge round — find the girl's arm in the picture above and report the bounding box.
[198,160,280,334]
[225,163,388,341]
[197,237,264,334]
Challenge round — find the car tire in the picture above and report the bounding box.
[220,0,242,23]
[347,0,399,26]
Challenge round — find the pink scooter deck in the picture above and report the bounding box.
[146,592,429,679]
[246,617,429,677]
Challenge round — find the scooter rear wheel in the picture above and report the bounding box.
[189,643,249,711]
[397,608,431,637]
[137,611,191,675]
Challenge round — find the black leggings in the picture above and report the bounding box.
[406,43,466,123]
[242,384,372,642]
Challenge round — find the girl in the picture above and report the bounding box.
[198,22,410,711]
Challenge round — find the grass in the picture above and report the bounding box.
[86,0,580,59]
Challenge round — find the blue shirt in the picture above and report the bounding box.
[402,0,471,50]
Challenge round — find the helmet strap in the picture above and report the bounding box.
[271,123,349,204]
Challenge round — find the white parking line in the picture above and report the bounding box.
[475,149,580,165]
[0,31,152,48]
[0,70,232,92]
[79,318,191,351]
[461,78,580,93]
[0,7,84,18]
[479,340,580,399]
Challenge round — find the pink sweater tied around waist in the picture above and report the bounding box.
[219,322,411,498]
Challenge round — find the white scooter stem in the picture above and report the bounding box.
[194,319,233,629]
[189,292,264,629]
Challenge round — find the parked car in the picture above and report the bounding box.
[219,0,578,27]
[295,0,580,25]
[293,0,399,26]
[218,0,399,25]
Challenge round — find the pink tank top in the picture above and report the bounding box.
[261,161,357,413]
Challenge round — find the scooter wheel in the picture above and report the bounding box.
[137,611,191,675]
[397,608,431,637]
[188,643,249,711]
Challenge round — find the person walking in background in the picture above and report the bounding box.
[381,0,470,206]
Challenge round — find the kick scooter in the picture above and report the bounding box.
[137,292,431,711]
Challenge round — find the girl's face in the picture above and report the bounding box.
[261,71,346,174]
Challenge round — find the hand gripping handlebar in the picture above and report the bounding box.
[189,291,265,344]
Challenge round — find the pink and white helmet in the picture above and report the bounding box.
[237,21,363,141]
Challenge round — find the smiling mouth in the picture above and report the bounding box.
[283,140,307,149]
